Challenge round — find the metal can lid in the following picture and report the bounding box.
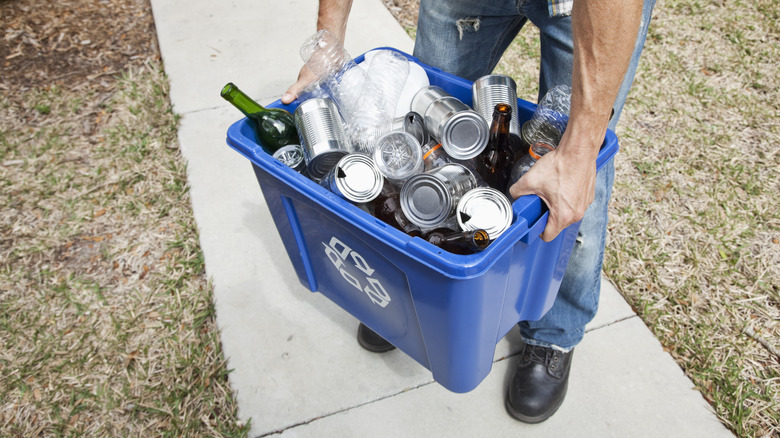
[308,150,349,181]
[456,187,513,240]
[272,144,305,170]
[400,174,453,228]
[440,111,489,160]
[333,154,384,203]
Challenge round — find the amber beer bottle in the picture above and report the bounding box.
[424,228,490,255]
[371,182,422,238]
[475,103,514,191]
[221,82,298,154]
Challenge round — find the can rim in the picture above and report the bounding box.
[400,174,453,228]
[456,187,513,240]
[332,154,384,203]
[308,150,349,180]
[440,111,489,160]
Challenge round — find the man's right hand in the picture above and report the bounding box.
[281,65,318,104]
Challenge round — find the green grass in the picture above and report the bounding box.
[398,0,780,435]
[0,65,248,436]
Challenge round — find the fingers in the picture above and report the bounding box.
[282,65,317,105]
[507,156,593,243]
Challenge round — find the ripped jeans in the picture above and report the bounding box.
[414,0,656,350]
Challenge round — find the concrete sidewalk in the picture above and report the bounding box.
[149,0,733,436]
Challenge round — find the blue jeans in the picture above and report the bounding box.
[414,0,656,350]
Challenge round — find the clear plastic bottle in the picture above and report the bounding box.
[349,50,410,153]
[522,84,571,146]
[372,131,423,187]
[299,29,366,123]
[507,141,556,191]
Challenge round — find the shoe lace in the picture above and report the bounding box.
[523,345,552,365]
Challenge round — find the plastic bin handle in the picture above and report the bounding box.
[512,194,548,245]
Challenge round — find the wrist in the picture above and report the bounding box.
[557,113,607,161]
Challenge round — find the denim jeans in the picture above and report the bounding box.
[414,0,656,350]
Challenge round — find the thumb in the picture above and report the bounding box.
[281,82,304,105]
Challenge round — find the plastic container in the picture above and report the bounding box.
[225,48,619,393]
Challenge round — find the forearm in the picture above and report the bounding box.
[316,0,354,41]
[564,0,643,158]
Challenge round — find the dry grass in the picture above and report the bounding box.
[0,64,247,436]
[384,0,780,436]
[606,0,779,435]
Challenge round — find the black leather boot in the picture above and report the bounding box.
[357,323,396,353]
[505,344,573,423]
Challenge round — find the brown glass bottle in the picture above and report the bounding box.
[424,228,490,255]
[475,103,514,191]
[372,182,422,238]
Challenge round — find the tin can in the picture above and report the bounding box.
[411,86,489,161]
[294,98,352,181]
[272,144,307,174]
[320,153,384,203]
[472,74,520,137]
[410,85,449,117]
[424,96,489,161]
[372,131,423,187]
[400,163,477,229]
[456,187,513,240]
[391,111,429,146]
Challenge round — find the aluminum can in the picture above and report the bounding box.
[320,153,384,203]
[400,163,477,229]
[456,187,513,240]
[472,74,521,137]
[423,96,489,161]
[272,144,307,174]
[412,86,489,161]
[294,98,351,181]
[410,85,449,117]
[391,111,429,146]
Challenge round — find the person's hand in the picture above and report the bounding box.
[281,65,318,105]
[508,135,598,242]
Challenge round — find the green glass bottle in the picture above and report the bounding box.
[221,82,298,154]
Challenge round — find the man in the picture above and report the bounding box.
[283,0,655,423]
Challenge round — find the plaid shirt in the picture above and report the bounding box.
[549,0,574,16]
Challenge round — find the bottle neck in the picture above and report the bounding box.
[221,82,266,117]
[427,229,490,254]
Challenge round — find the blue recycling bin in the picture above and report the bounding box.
[225,48,618,393]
